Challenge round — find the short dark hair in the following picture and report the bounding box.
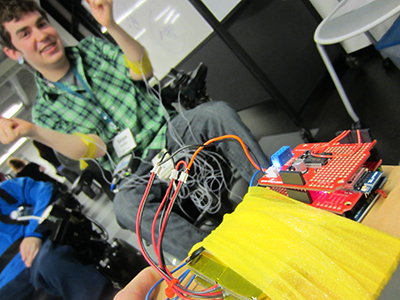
[0,0,49,49]
[7,157,27,173]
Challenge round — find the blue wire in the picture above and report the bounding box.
[186,274,196,288]
[178,269,191,281]
[249,170,261,187]
[146,261,189,300]
[171,270,191,300]
[146,278,163,300]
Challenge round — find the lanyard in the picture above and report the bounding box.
[52,66,119,132]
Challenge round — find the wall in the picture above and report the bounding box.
[176,0,334,113]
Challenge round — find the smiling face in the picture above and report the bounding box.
[3,11,67,75]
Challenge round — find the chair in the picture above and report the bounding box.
[314,0,400,128]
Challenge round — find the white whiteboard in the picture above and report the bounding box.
[109,0,213,78]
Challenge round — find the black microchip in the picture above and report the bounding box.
[303,153,331,167]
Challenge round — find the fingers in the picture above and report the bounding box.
[85,0,114,28]
[0,118,19,144]
[20,237,42,268]
[23,246,40,268]
[114,267,161,300]
[85,0,112,7]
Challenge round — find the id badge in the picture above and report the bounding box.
[113,128,137,158]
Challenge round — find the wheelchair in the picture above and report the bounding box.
[37,192,148,290]
[158,63,245,231]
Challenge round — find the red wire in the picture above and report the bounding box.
[151,178,175,265]
[357,129,362,143]
[135,172,165,273]
[151,160,189,276]
[137,137,259,299]
[149,160,191,278]
[157,180,184,260]
[311,130,363,158]
[312,130,350,154]
[135,173,223,299]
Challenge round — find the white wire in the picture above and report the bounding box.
[137,64,245,214]
[175,90,200,144]
[173,149,238,215]
[31,51,244,216]
[87,158,113,185]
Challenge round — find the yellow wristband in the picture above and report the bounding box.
[73,133,97,169]
[124,50,152,76]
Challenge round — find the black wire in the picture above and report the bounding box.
[142,138,266,298]
[137,175,223,298]
[157,184,175,271]
[159,144,215,166]
[247,145,266,174]
[136,174,172,279]
[157,183,183,263]
[161,139,266,174]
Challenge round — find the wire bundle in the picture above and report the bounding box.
[135,135,265,299]
[174,149,232,225]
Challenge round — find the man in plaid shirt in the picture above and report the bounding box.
[0,0,269,260]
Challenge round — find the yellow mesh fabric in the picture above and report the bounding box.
[73,132,97,170]
[190,187,400,300]
[124,50,152,76]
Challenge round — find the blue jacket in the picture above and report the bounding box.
[0,177,54,289]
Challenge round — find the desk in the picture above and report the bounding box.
[314,0,400,126]
[362,165,400,238]
[364,166,400,300]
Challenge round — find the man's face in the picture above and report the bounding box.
[3,11,65,71]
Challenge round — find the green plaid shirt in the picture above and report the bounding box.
[33,36,173,171]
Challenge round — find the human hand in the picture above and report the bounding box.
[85,0,116,29]
[0,117,35,145]
[114,267,162,300]
[20,237,42,268]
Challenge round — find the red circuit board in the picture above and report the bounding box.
[259,141,382,215]
[259,141,377,191]
[268,186,363,214]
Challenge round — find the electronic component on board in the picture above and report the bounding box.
[360,171,383,194]
[286,189,312,204]
[353,170,373,191]
[303,154,330,168]
[293,159,307,173]
[258,129,386,221]
[271,146,293,168]
[279,170,306,186]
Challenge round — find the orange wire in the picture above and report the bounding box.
[185,134,260,172]
[357,129,362,143]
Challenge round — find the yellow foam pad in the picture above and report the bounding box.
[73,132,97,169]
[191,187,400,300]
[124,50,152,76]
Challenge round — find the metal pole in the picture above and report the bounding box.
[187,0,313,139]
